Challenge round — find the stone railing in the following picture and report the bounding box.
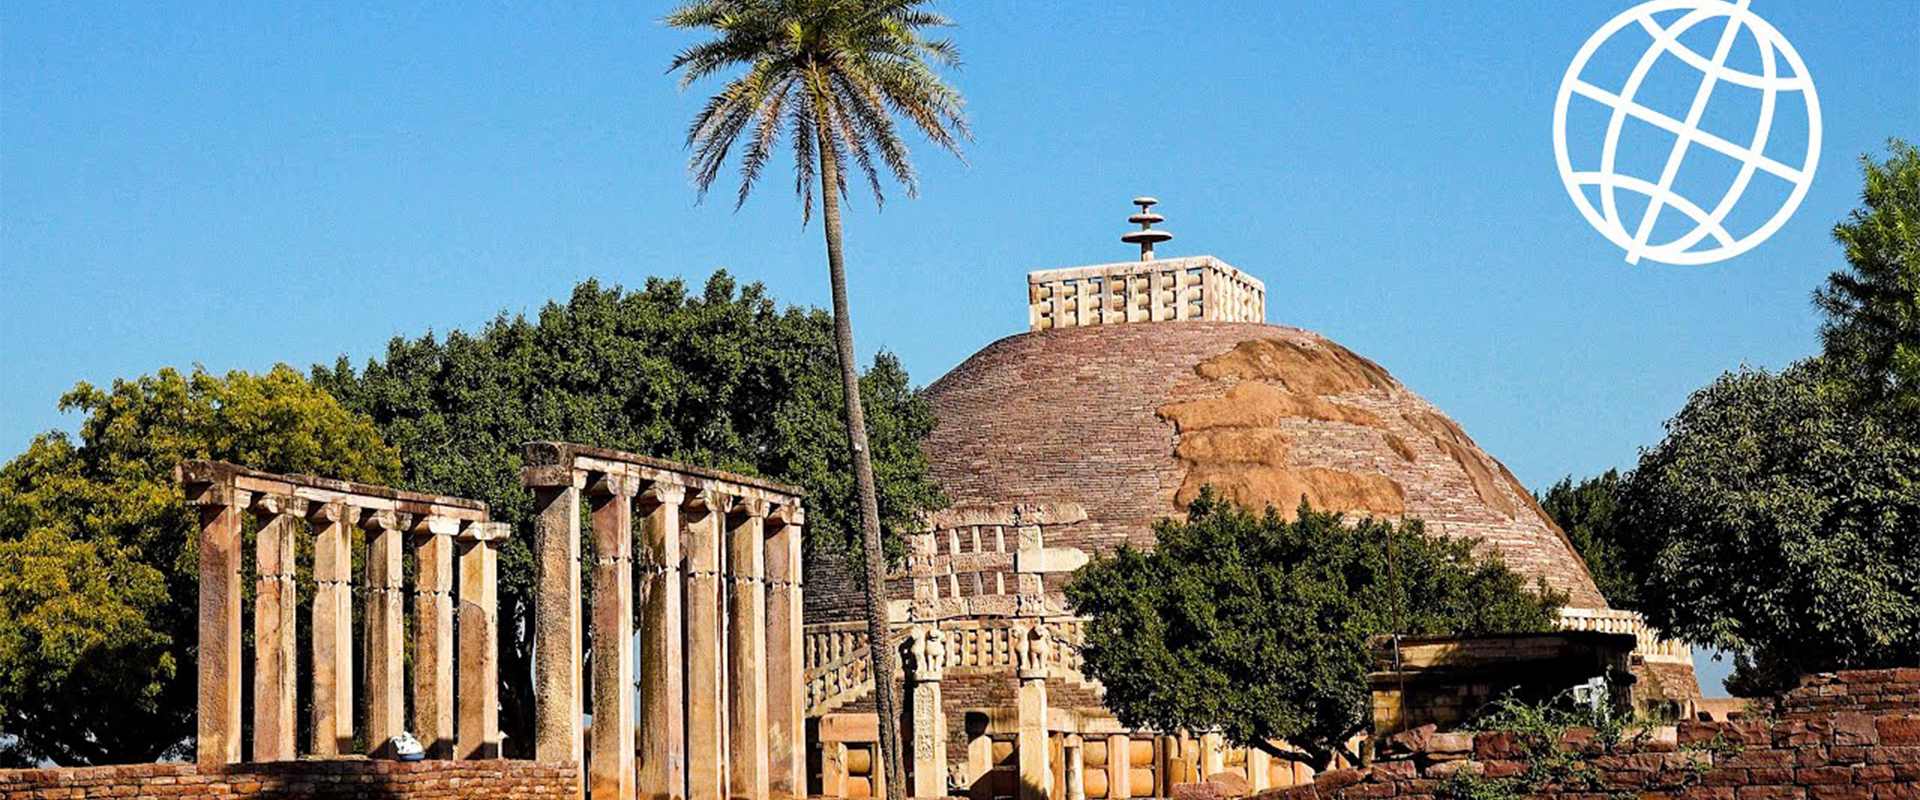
[176,461,504,765]
[1028,257,1266,331]
[520,442,805,800]
[1556,606,1693,664]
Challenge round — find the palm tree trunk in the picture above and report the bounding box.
[817,129,909,800]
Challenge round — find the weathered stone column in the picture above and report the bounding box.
[363,509,405,756]
[414,516,459,760]
[590,474,639,800]
[1016,624,1052,800]
[188,480,244,765]
[529,466,584,787]
[251,495,297,762]
[309,502,354,756]
[638,484,687,800]
[907,625,949,799]
[459,523,505,759]
[1199,732,1223,779]
[726,498,770,800]
[821,741,849,799]
[683,488,726,800]
[1105,735,1130,800]
[763,506,804,800]
[1064,736,1085,800]
[1246,746,1270,793]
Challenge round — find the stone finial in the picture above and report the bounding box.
[1120,196,1173,261]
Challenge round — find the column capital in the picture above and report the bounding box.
[248,492,295,518]
[587,471,642,499]
[358,508,399,532]
[768,502,805,527]
[683,485,720,512]
[462,520,512,542]
[411,515,466,538]
[728,496,770,519]
[306,501,348,523]
[638,482,687,509]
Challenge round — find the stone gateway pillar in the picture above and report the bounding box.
[908,625,949,799]
[1016,623,1053,800]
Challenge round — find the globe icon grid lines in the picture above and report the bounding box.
[1553,0,1820,266]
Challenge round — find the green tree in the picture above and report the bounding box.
[1617,362,1920,695]
[1535,470,1637,609]
[314,273,944,754]
[1064,492,1566,771]
[665,2,970,792]
[0,366,399,765]
[1815,138,1920,422]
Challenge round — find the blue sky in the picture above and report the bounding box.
[4,2,1916,694]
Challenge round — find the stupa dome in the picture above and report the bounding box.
[923,319,1609,610]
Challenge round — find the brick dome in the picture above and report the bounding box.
[922,321,1608,609]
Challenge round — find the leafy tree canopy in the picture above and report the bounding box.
[1064,491,1565,771]
[0,366,399,765]
[1617,361,1920,695]
[313,271,944,751]
[1536,470,1636,609]
[1815,137,1920,422]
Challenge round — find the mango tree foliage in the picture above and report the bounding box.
[1618,362,1920,695]
[313,271,944,754]
[0,366,400,765]
[1064,492,1565,772]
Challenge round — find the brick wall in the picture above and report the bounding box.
[1782,670,1920,719]
[0,759,576,800]
[1228,669,1920,800]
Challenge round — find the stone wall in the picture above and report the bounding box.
[1227,669,1920,800]
[0,759,576,800]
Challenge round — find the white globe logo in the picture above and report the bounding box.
[1554,0,1820,265]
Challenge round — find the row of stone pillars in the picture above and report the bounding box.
[520,442,806,800]
[179,461,503,765]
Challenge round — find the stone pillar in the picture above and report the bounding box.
[458,523,505,759]
[529,467,584,788]
[1246,747,1270,793]
[727,498,770,800]
[1199,732,1223,778]
[1105,735,1129,800]
[763,506,804,800]
[1016,624,1052,800]
[966,718,994,800]
[590,474,639,800]
[638,484,687,800]
[907,625,948,799]
[250,495,297,762]
[414,516,459,760]
[363,509,405,756]
[309,502,354,756]
[190,483,244,765]
[821,741,849,799]
[1064,736,1085,800]
[683,489,725,800]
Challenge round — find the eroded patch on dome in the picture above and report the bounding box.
[1403,409,1518,519]
[1192,338,1395,394]
[1158,337,1407,519]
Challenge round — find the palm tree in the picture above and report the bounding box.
[667,2,969,797]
